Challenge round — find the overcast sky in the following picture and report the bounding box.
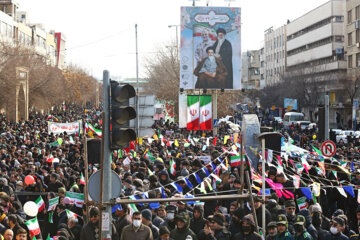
[17,0,329,80]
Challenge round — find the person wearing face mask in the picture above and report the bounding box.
[233,214,261,240]
[266,222,278,240]
[293,215,313,240]
[194,47,228,89]
[329,217,349,240]
[121,211,153,240]
[160,205,178,232]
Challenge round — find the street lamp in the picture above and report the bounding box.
[168,25,179,50]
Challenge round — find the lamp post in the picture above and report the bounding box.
[168,25,178,51]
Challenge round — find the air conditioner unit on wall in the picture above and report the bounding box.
[357,42,360,48]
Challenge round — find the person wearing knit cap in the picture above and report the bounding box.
[285,200,296,236]
[203,213,230,240]
[142,209,159,240]
[229,208,245,237]
[276,214,294,240]
[170,212,196,240]
[190,205,206,235]
[159,226,171,240]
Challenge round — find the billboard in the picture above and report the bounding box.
[180,7,241,90]
[284,98,298,111]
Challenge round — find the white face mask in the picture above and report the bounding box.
[167,213,175,220]
[330,227,339,235]
[133,220,141,228]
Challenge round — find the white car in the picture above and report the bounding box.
[336,130,355,143]
[274,117,283,124]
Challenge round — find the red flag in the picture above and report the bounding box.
[213,137,217,146]
[166,140,170,146]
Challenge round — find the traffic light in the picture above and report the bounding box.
[110,81,137,149]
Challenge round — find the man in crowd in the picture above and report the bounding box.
[121,211,153,240]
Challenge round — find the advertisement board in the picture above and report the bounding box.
[284,98,298,111]
[180,7,241,90]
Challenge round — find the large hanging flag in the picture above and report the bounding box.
[25,218,41,236]
[35,196,45,212]
[200,95,212,130]
[187,96,200,130]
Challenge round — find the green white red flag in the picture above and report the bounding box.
[169,159,176,176]
[65,192,84,208]
[230,155,241,167]
[66,209,78,218]
[187,95,212,130]
[87,122,102,137]
[25,217,40,236]
[80,172,85,185]
[46,154,54,163]
[199,95,212,130]
[35,196,45,212]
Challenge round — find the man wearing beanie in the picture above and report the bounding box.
[190,205,206,235]
[142,209,159,240]
[266,222,278,240]
[276,214,294,240]
[159,226,172,240]
[203,213,230,240]
[233,214,261,240]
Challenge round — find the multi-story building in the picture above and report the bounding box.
[264,25,287,86]
[241,50,260,89]
[0,0,65,68]
[345,0,360,74]
[259,42,265,89]
[286,0,346,95]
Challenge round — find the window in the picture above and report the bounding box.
[348,55,353,68]
[334,16,344,22]
[357,29,360,43]
[356,6,360,20]
[335,35,344,42]
[7,25,11,38]
[357,53,360,67]
[348,10,352,24]
[349,32,353,46]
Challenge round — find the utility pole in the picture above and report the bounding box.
[325,95,329,140]
[135,24,140,138]
[101,70,112,240]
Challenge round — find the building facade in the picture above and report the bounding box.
[241,50,260,89]
[345,0,360,74]
[286,0,346,95]
[264,25,287,87]
[0,0,65,68]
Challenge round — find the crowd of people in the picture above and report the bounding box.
[0,106,357,240]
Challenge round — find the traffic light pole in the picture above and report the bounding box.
[101,70,112,239]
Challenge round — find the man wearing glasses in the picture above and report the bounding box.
[330,217,349,240]
[285,200,297,236]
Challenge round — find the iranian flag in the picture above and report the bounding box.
[35,196,45,212]
[193,23,218,41]
[169,159,176,176]
[200,95,212,130]
[66,209,78,218]
[46,154,54,163]
[230,155,241,167]
[88,123,102,137]
[80,172,85,185]
[187,96,200,130]
[25,217,40,236]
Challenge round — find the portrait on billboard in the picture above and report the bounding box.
[180,7,241,90]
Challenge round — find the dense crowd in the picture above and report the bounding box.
[0,106,358,240]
